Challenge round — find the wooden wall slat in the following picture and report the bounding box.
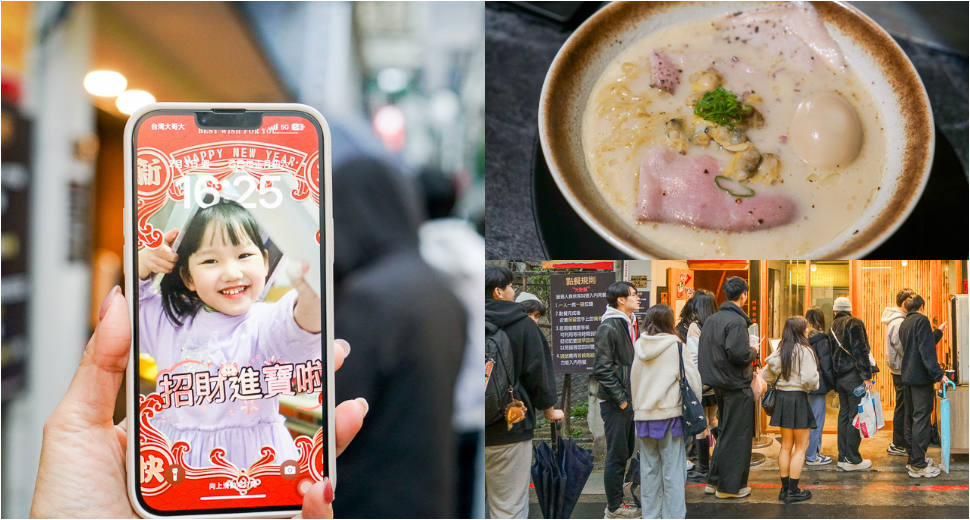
[859,261,949,410]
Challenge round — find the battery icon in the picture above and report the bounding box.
[292,123,304,131]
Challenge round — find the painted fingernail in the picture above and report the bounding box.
[99,286,121,321]
[323,477,334,504]
[355,397,369,416]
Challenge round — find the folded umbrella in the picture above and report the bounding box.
[940,380,955,473]
[530,421,594,519]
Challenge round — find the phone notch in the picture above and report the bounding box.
[195,110,263,130]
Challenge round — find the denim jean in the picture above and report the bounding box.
[805,393,828,461]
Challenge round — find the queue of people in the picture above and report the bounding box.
[486,269,953,519]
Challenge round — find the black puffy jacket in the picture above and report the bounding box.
[830,312,873,381]
[593,317,635,406]
[808,330,836,395]
[698,302,758,390]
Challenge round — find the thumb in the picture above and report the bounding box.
[164,228,179,247]
[54,286,131,428]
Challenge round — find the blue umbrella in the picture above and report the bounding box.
[940,380,955,473]
[531,422,594,519]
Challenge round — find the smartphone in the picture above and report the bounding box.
[123,103,335,517]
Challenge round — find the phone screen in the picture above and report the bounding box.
[130,109,328,515]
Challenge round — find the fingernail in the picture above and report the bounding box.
[355,397,369,416]
[323,477,334,504]
[340,341,351,357]
[99,286,121,321]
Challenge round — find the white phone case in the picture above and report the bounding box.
[123,102,335,518]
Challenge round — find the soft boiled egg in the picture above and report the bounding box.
[789,92,863,169]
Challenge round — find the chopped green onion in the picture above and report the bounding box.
[715,175,756,197]
[693,87,753,130]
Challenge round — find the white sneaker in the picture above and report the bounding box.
[908,464,941,478]
[805,454,833,466]
[687,459,695,471]
[715,487,752,499]
[837,459,872,471]
[604,505,639,519]
[704,484,716,494]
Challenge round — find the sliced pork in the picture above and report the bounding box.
[635,146,797,232]
[712,1,847,74]
[649,49,681,93]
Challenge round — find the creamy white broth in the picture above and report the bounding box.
[581,10,887,258]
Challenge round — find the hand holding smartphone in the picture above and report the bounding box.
[123,104,335,517]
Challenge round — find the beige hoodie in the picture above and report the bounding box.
[762,343,820,393]
[631,332,703,421]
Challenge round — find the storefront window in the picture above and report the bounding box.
[808,261,850,332]
[766,261,807,343]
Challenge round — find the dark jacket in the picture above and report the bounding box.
[830,312,872,381]
[332,158,466,519]
[899,312,945,386]
[592,316,635,406]
[808,330,836,395]
[485,299,559,446]
[698,301,758,390]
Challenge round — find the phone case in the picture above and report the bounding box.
[123,103,335,518]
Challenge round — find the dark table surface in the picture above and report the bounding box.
[485,1,969,260]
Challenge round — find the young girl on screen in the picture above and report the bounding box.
[138,199,321,469]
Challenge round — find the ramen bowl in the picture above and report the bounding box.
[538,1,933,259]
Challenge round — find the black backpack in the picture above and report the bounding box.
[486,322,516,426]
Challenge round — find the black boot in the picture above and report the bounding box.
[785,479,812,504]
[687,436,711,482]
[778,476,789,501]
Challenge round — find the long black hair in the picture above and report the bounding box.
[805,307,825,333]
[159,199,267,326]
[692,289,718,327]
[643,304,676,336]
[778,316,815,381]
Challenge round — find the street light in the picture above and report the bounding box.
[116,90,156,115]
[83,71,128,97]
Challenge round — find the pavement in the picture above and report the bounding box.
[527,429,970,518]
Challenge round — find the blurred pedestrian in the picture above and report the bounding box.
[685,289,718,483]
[762,316,820,503]
[804,307,835,466]
[631,304,701,519]
[899,295,949,478]
[419,216,487,519]
[332,157,467,518]
[593,282,641,519]
[485,265,563,518]
[881,288,916,458]
[830,296,874,472]
[698,277,758,499]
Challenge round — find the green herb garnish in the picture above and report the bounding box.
[693,87,753,130]
[714,175,756,197]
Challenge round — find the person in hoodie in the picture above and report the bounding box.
[698,277,759,499]
[881,288,916,458]
[899,294,949,479]
[804,307,836,466]
[762,316,820,504]
[631,304,702,519]
[593,281,641,519]
[829,296,875,472]
[331,157,468,519]
[484,265,562,518]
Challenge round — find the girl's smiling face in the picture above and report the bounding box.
[181,221,268,316]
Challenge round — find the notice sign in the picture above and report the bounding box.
[550,272,616,374]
